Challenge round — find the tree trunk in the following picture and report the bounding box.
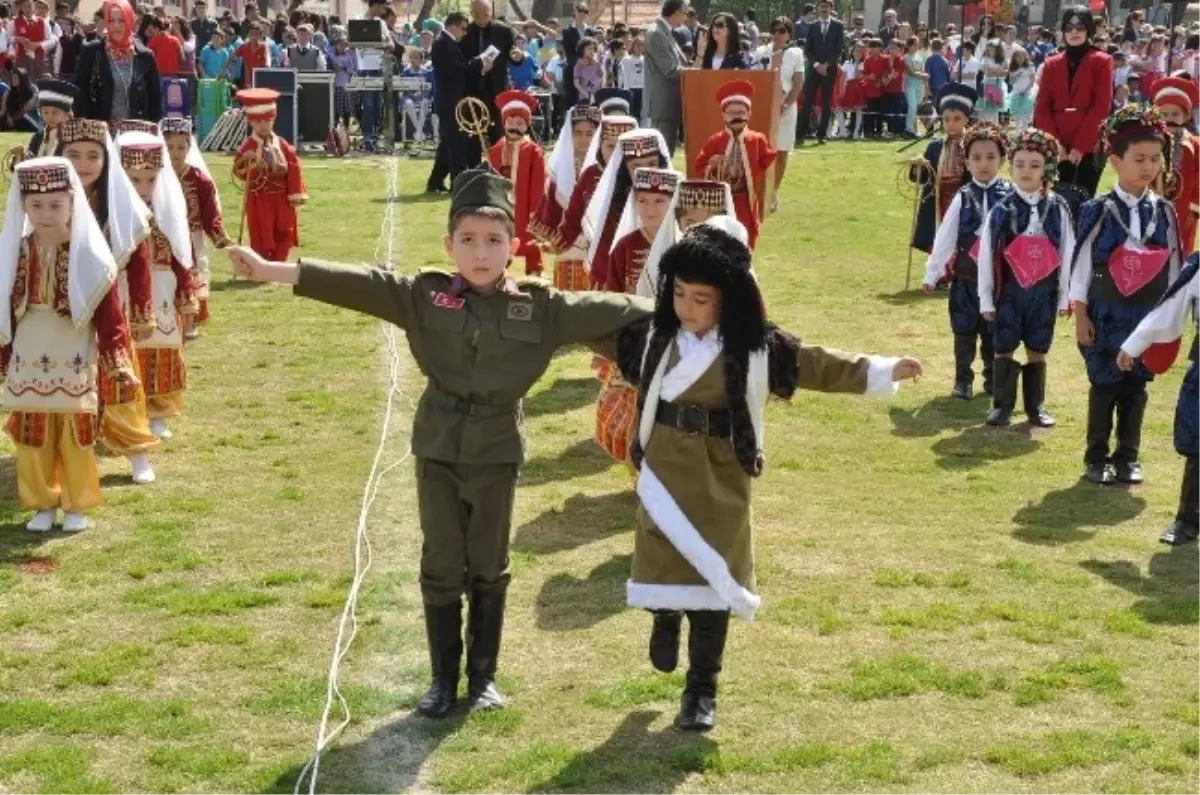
[531,0,557,22]
[414,0,438,27]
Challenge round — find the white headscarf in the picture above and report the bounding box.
[636,181,735,298]
[610,167,682,255]
[98,129,154,268]
[546,106,590,208]
[583,128,669,272]
[0,157,119,345]
[117,131,194,270]
[186,135,220,207]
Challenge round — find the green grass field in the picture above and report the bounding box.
[0,135,1195,794]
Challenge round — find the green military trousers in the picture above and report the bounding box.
[415,458,519,606]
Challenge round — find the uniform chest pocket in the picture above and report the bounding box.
[499,320,543,345]
[422,307,468,332]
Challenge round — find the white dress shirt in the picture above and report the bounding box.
[922,176,1002,287]
[1069,183,1155,305]
[976,186,1074,314]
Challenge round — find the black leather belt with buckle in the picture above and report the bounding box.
[655,401,733,437]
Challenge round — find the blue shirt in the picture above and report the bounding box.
[508,56,538,90]
[925,53,951,96]
[197,43,230,78]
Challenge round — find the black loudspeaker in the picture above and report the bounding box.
[252,68,300,144]
[348,18,386,45]
[297,72,335,143]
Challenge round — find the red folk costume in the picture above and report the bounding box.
[233,88,307,262]
[0,158,137,528]
[162,116,230,324]
[694,80,778,251]
[487,90,547,276]
[1151,77,1200,254]
[554,115,637,290]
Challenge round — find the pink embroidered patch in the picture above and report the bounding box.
[1004,234,1060,289]
[1109,244,1170,298]
[431,292,465,310]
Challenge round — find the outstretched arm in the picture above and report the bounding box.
[796,343,922,395]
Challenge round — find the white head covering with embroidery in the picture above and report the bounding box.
[582,127,669,272]
[117,131,194,269]
[636,180,735,298]
[610,166,681,255]
[0,157,119,344]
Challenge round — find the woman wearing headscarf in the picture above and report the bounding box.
[1032,6,1113,198]
[72,0,161,123]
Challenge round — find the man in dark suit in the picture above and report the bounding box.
[561,2,589,108]
[426,12,472,193]
[460,0,517,154]
[797,0,843,145]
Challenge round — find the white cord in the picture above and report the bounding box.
[295,155,410,795]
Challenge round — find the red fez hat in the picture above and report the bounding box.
[496,90,537,122]
[237,88,280,120]
[716,79,755,110]
[1151,76,1199,114]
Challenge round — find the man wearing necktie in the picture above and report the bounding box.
[797,0,843,146]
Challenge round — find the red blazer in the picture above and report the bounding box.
[1033,49,1113,157]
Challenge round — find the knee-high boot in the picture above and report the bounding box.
[649,610,683,673]
[1085,385,1119,484]
[986,357,1021,426]
[953,334,977,399]
[1022,361,1055,427]
[980,329,996,397]
[1161,456,1199,545]
[675,610,730,733]
[1114,382,1148,484]
[416,600,462,718]
[466,588,507,711]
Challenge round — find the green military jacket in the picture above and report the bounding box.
[295,260,654,464]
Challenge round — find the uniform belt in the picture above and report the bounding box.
[655,401,732,437]
[425,391,518,418]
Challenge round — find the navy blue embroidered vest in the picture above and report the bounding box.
[954,180,1009,280]
[1086,193,1174,306]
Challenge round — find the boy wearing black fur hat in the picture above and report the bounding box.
[1071,105,1185,485]
[227,168,653,719]
[597,216,922,732]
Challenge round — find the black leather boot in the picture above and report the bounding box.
[466,589,507,711]
[1161,456,1199,545]
[1022,361,1055,427]
[675,610,729,733]
[1085,385,1117,484]
[952,334,975,399]
[980,330,996,397]
[1114,383,1148,484]
[649,610,683,673]
[416,600,462,719]
[986,357,1020,426]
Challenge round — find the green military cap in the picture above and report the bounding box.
[449,167,516,221]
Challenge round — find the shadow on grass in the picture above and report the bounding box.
[888,395,982,438]
[875,288,940,307]
[387,192,451,205]
[513,491,636,555]
[1080,545,1199,625]
[209,279,268,293]
[536,553,632,631]
[263,711,467,794]
[931,423,1041,471]
[524,710,717,794]
[1011,480,1147,545]
[525,377,601,419]
[520,439,618,487]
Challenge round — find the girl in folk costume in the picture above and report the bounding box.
[596,220,921,731]
[1071,105,1185,486]
[56,117,160,485]
[118,131,200,442]
[1149,77,1199,253]
[1118,254,1199,545]
[693,80,778,251]
[910,83,976,267]
[162,116,230,338]
[487,90,547,277]
[233,88,308,262]
[554,115,637,288]
[921,123,1013,401]
[636,179,735,299]
[596,166,679,465]
[583,128,670,290]
[0,158,138,532]
[976,128,1075,428]
[529,104,601,290]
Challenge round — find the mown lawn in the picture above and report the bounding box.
[0,136,1195,794]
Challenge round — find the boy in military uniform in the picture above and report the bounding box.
[226,168,653,718]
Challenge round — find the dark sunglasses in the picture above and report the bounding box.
[711,21,727,28]
[1063,22,1087,32]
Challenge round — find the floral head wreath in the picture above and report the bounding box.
[1101,104,1170,157]
[960,122,1011,158]
[1011,127,1061,184]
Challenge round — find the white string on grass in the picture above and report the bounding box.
[294,155,411,795]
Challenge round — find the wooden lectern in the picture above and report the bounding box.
[681,69,781,221]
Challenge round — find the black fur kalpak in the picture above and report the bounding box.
[613,225,801,477]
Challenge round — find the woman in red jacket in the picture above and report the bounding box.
[1033,6,1113,198]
